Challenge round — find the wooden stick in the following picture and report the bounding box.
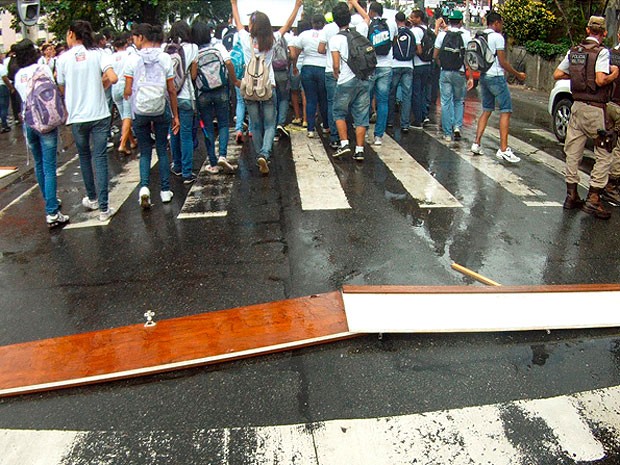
[451,263,502,287]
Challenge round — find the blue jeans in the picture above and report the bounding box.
[133,108,172,190]
[0,85,9,128]
[325,72,338,143]
[412,64,432,125]
[275,73,290,126]
[301,65,328,132]
[72,116,111,211]
[369,67,392,137]
[245,93,277,160]
[234,86,246,132]
[439,70,467,135]
[388,67,413,129]
[197,87,230,167]
[170,98,195,178]
[333,77,370,127]
[26,125,59,215]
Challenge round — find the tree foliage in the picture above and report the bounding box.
[498,0,558,45]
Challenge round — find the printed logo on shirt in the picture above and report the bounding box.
[20,74,28,83]
[76,52,86,62]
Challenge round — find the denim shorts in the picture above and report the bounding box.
[480,74,512,113]
[333,77,370,127]
[114,97,132,120]
[290,69,302,91]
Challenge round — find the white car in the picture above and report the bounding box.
[548,79,572,142]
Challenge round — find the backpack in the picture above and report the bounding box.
[272,35,290,72]
[221,31,235,52]
[393,26,415,62]
[465,31,496,73]
[195,46,227,94]
[416,25,436,62]
[368,18,391,56]
[339,29,377,81]
[131,51,168,116]
[24,66,67,133]
[164,42,187,93]
[438,30,465,71]
[240,46,272,101]
[230,39,245,80]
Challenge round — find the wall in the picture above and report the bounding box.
[508,45,564,93]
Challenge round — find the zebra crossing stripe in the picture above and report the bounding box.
[1,384,618,464]
[376,134,463,208]
[289,130,350,210]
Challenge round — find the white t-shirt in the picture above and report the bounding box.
[124,48,175,81]
[391,26,413,69]
[294,29,326,68]
[328,32,355,85]
[558,37,610,75]
[37,56,57,73]
[350,14,368,37]
[163,42,198,101]
[412,25,431,66]
[319,22,341,73]
[483,28,505,77]
[0,63,7,87]
[14,63,55,107]
[110,49,134,99]
[434,26,472,72]
[238,29,280,87]
[56,45,113,124]
[370,18,397,68]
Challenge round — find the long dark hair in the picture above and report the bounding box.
[250,11,274,52]
[13,39,40,69]
[133,23,164,44]
[168,20,191,43]
[69,20,96,50]
[191,20,213,47]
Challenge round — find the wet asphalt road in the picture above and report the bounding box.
[0,85,619,462]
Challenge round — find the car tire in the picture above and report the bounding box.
[553,98,572,143]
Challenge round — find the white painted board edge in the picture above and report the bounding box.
[343,291,620,333]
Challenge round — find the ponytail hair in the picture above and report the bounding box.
[133,23,164,44]
[69,20,96,50]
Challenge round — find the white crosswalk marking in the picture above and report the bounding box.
[289,130,350,210]
[2,385,619,464]
[65,155,157,229]
[375,134,462,208]
[177,135,241,220]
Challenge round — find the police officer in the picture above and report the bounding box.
[602,30,620,206]
[553,16,619,219]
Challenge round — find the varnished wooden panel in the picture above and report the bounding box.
[343,284,620,294]
[0,291,353,397]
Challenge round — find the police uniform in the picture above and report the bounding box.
[556,26,614,219]
[603,45,620,205]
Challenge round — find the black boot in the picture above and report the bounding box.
[563,183,584,209]
[582,187,612,219]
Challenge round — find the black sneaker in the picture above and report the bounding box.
[183,173,197,184]
[453,128,461,141]
[410,123,423,130]
[352,150,364,161]
[1,126,10,133]
[333,145,351,158]
[329,140,340,150]
[277,124,290,138]
[170,163,182,176]
[401,126,409,134]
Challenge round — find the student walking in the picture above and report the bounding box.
[56,20,118,221]
[110,33,137,154]
[124,23,180,208]
[14,40,69,228]
[470,12,526,163]
[230,0,303,175]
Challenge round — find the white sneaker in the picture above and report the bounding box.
[205,165,221,174]
[307,131,316,138]
[374,136,383,146]
[496,147,520,163]
[217,156,236,173]
[444,134,452,142]
[46,212,70,228]
[139,186,151,209]
[470,143,484,156]
[160,190,174,203]
[82,196,99,211]
[99,207,115,222]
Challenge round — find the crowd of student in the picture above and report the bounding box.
[4,0,527,230]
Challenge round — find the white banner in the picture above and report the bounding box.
[237,0,304,27]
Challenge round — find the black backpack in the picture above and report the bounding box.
[416,25,436,62]
[368,18,391,56]
[339,29,377,81]
[438,30,465,71]
[393,26,415,62]
[221,31,235,52]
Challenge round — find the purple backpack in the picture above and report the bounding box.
[24,66,67,133]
